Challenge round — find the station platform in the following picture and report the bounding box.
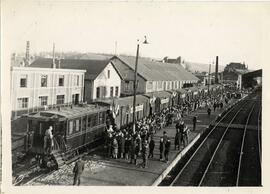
[27,100,235,186]
[78,102,233,186]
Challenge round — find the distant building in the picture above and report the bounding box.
[30,58,121,103]
[111,55,199,97]
[11,66,86,119]
[222,62,249,85]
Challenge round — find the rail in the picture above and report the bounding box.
[169,96,249,186]
[198,101,255,186]
[258,105,262,167]
[235,103,256,186]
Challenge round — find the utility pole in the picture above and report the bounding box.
[132,36,148,134]
[132,41,140,134]
[208,62,211,94]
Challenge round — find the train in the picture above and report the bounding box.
[25,104,108,169]
[22,84,224,169]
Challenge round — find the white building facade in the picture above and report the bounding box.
[11,66,86,118]
[85,62,121,102]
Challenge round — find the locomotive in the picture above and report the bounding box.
[25,104,107,169]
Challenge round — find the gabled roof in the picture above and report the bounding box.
[30,58,112,80]
[111,55,199,82]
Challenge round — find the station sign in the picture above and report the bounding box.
[130,104,144,113]
[161,98,169,104]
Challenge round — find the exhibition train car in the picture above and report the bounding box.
[25,104,107,169]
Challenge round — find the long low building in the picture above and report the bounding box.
[11,66,86,119]
[110,55,199,96]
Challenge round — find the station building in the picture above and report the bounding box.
[30,58,122,103]
[11,66,86,119]
[110,55,199,96]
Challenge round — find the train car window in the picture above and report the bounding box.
[87,116,91,127]
[99,112,105,124]
[82,117,87,130]
[92,114,98,127]
[69,121,73,135]
[75,119,80,132]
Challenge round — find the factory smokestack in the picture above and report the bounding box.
[52,43,56,68]
[25,41,30,66]
[215,56,219,84]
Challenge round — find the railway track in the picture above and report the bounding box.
[160,90,261,186]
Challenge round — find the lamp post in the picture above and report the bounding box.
[132,36,148,134]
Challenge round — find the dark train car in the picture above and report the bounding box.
[26,104,108,167]
[176,88,188,105]
[99,95,150,129]
[144,91,172,114]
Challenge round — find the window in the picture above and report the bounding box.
[167,82,170,90]
[158,81,162,88]
[88,114,98,127]
[107,70,110,79]
[17,98,28,109]
[41,75,48,87]
[56,95,65,104]
[69,121,73,135]
[96,87,100,98]
[115,86,119,96]
[147,81,153,90]
[20,75,27,88]
[39,96,48,106]
[82,117,87,130]
[125,81,129,91]
[99,112,105,124]
[59,75,64,86]
[110,87,114,97]
[76,75,80,86]
[75,119,80,132]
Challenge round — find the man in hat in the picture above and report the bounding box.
[73,157,85,186]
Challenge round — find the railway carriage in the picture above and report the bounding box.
[26,104,107,168]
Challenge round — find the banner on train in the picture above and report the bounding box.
[161,98,169,104]
[130,104,144,113]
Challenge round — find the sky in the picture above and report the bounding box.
[2,0,270,69]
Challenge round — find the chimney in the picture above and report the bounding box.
[25,41,30,66]
[215,56,219,84]
[52,43,56,68]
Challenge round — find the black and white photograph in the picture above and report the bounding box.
[1,0,269,193]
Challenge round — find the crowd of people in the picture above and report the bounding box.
[103,89,232,168]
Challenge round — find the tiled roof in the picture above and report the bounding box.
[111,55,199,82]
[29,58,111,80]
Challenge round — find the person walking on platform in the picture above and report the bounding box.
[148,136,155,158]
[142,140,149,168]
[112,137,118,159]
[164,139,171,163]
[207,107,211,117]
[73,157,85,186]
[159,137,164,161]
[129,138,135,164]
[134,134,141,165]
[192,115,197,131]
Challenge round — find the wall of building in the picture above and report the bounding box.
[11,67,85,113]
[92,62,121,100]
[120,75,146,96]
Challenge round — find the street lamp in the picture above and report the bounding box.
[132,36,149,134]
